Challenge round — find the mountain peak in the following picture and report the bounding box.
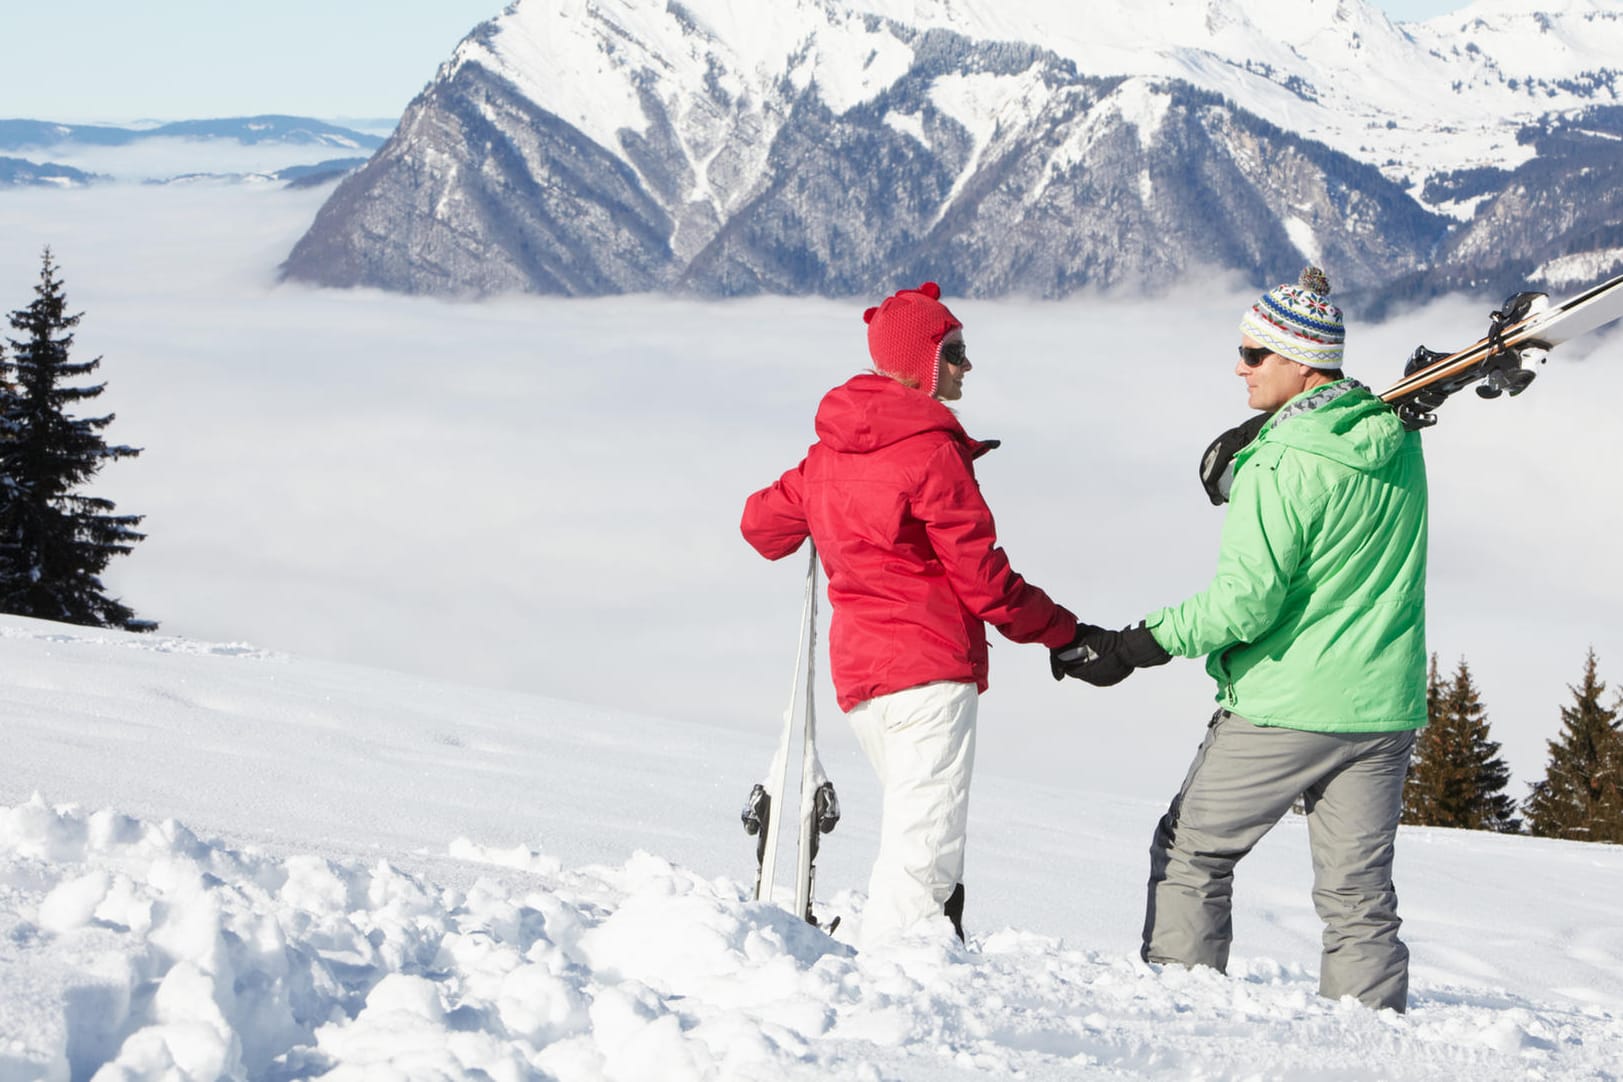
[280,0,1623,307]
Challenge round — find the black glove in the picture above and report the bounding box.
[1198,412,1271,506]
[1118,623,1172,668]
[1052,623,1171,687]
[1051,623,1128,685]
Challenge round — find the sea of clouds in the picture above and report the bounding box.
[1,177,1619,801]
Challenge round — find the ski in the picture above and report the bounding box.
[741,543,839,928]
[1200,270,1623,503]
[1382,269,1623,430]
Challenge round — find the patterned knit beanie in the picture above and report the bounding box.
[864,281,963,396]
[1239,266,1345,370]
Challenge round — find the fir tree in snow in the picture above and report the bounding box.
[1523,650,1623,844]
[0,341,18,502]
[0,248,153,631]
[1,338,14,430]
[1402,655,1521,833]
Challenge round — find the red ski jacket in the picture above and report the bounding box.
[741,374,1077,711]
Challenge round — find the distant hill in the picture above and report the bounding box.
[0,115,385,153]
[0,115,386,188]
[0,155,101,187]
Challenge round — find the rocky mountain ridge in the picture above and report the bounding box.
[277,0,1623,310]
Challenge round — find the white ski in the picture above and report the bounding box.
[1384,269,1623,426]
[791,564,822,924]
[1201,270,1623,504]
[743,543,838,926]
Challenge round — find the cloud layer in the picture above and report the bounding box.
[2,181,1619,799]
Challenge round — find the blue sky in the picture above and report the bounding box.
[4,0,1468,125]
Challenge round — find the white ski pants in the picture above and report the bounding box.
[845,679,978,945]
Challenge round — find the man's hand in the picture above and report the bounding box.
[1051,623,1170,687]
[1051,624,1131,686]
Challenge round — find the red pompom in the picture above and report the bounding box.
[864,306,879,324]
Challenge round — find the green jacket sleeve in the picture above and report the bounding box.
[1146,444,1313,658]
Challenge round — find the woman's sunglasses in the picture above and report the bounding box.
[1238,345,1273,367]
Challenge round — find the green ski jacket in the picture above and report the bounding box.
[1146,381,1429,732]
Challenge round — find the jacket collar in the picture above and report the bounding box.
[816,373,998,457]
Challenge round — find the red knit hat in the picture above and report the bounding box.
[864,281,963,396]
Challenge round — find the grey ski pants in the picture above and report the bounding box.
[1142,709,1416,1012]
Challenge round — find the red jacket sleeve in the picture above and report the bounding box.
[915,440,1077,648]
[741,461,811,560]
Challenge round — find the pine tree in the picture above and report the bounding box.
[1,336,13,425]
[1401,654,1445,825]
[0,248,154,631]
[1402,654,1521,832]
[1523,650,1623,843]
[0,340,16,476]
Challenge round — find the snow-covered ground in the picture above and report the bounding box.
[4,615,1622,1080]
[2,159,1622,1080]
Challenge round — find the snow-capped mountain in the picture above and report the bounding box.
[280,0,1623,306]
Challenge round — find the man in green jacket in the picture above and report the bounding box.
[1057,267,1427,1013]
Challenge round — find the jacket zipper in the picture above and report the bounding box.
[1218,644,1239,706]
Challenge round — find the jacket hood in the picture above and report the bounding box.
[1257,380,1406,472]
[815,373,988,456]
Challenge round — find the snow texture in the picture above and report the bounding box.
[3,616,1623,1081]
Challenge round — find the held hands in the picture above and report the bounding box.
[1050,623,1129,686]
[1050,622,1172,687]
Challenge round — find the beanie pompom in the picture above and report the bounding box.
[863,306,879,325]
[916,281,942,300]
[1299,266,1331,296]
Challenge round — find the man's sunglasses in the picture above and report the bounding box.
[941,341,969,366]
[1238,345,1273,367]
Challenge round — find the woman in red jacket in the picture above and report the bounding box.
[741,282,1084,946]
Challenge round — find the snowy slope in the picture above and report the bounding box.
[3,614,1623,1080]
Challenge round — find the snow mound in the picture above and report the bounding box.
[5,795,1620,1081]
